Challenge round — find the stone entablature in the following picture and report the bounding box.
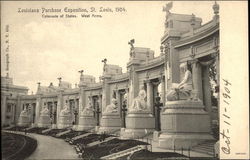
[136,56,164,72]
[174,23,219,48]
[103,64,122,76]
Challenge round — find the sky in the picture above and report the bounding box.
[1,1,216,94]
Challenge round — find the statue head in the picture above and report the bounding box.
[124,93,128,100]
[111,98,117,105]
[180,62,188,73]
[138,89,146,100]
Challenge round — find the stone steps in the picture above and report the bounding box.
[56,130,71,137]
[100,145,144,159]
[191,141,216,156]
[87,137,116,147]
[71,132,92,141]
[3,125,15,130]
[42,128,53,134]
[26,126,36,131]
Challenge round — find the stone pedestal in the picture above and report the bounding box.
[17,116,30,127]
[37,114,51,127]
[99,114,121,133]
[31,123,37,127]
[120,112,155,138]
[158,100,214,149]
[77,115,96,131]
[57,115,72,129]
[51,124,57,129]
[153,131,161,142]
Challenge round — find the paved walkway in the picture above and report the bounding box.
[26,133,78,160]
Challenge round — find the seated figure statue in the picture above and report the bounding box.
[60,100,71,116]
[129,88,147,112]
[81,97,94,116]
[166,62,193,101]
[20,107,29,116]
[40,103,49,115]
[104,98,118,114]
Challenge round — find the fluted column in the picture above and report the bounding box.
[161,77,166,105]
[1,95,7,126]
[192,61,203,101]
[146,80,153,112]
[57,90,63,126]
[115,89,120,116]
[203,66,212,117]
[97,94,102,116]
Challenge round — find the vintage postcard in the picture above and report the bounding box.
[1,1,248,160]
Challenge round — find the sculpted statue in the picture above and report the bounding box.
[60,100,71,116]
[129,88,147,112]
[81,97,94,116]
[104,98,118,114]
[40,103,49,115]
[20,106,29,116]
[166,62,193,101]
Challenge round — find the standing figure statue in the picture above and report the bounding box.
[166,62,193,101]
[104,98,118,114]
[129,88,147,112]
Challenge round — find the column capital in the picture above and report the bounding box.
[152,81,161,86]
[144,79,151,84]
[188,59,199,65]
[199,59,215,67]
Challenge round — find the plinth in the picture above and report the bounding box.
[158,100,214,149]
[17,115,30,127]
[57,114,72,129]
[98,114,121,133]
[77,115,96,131]
[37,114,51,127]
[120,112,155,139]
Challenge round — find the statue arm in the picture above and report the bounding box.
[178,71,189,88]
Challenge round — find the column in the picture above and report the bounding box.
[98,94,102,115]
[215,52,220,121]
[1,95,7,126]
[74,98,78,124]
[57,90,63,126]
[203,66,212,117]
[16,95,21,124]
[11,103,15,124]
[31,103,34,124]
[53,102,57,124]
[161,77,166,105]
[146,80,153,113]
[192,61,203,101]
[115,89,120,116]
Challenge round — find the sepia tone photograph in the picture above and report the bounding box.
[1,1,248,160]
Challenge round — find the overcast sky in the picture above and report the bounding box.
[1,1,216,94]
